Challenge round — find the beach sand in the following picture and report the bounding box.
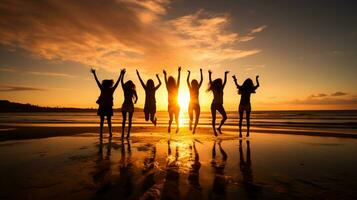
[0,127,357,199]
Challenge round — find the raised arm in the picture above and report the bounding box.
[177,66,181,87]
[232,75,240,89]
[186,70,191,88]
[208,70,212,84]
[254,75,260,90]
[121,69,126,88]
[222,71,229,88]
[154,74,162,90]
[136,69,146,89]
[113,71,122,90]
[91,68,102,89]
[163,70,168,89]
[133,90,138,104]
[198,68,203,88]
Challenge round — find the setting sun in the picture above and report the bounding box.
[178,88,190,126]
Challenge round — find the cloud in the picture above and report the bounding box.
[0,84,45,92]
[0,0,264,71]
[250,25,268,34]
[0,67,16,72]
[331,91,347,96]
[27,71,75,78]
[308,93,327,98]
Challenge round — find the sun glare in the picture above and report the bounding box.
[178,89,190,126]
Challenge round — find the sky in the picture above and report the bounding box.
[0,0,356,111]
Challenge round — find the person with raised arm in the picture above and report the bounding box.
[120,69,138,139]
[91,68,122,138]
[232,75,260,137]
[207,70,229,136]
[136,69,161,126]
[187,68,203,134]
[163,67,181,133]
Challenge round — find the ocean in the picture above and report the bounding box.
[1,110,356,135]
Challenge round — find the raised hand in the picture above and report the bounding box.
[163,70,167,75]
[136,69,139,75]
[156,74,159,78]
[232,75,237,80]
[200,68,202,72]
[225,71,230,74]
[187,70,191,74]
[256,75,260,79]
[178,66,182,71]
[208,70,212,74]
[121,69,126,74]
[90,68,96,74]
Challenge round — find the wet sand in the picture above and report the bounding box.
[0,130,357,199]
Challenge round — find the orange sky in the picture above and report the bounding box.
[0,0,356,110]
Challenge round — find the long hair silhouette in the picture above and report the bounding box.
[91,68,122,138]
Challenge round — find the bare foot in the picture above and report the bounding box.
[154,118,157,126]
[217,127,223,134]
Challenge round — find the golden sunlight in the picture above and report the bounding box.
[178,88,190,126]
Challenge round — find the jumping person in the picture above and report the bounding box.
[208,70,229,136]
[91,68,122,138]
[136,70,161,126]
[187,69,203,134]
[120,69,138,139]
[163,67,181,133]
[233,75,260,137]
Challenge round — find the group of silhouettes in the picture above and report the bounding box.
[91,67,260,138]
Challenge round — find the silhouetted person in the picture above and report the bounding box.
[208,70,229,136]
[233,75,260,137]
[136,70,161,126]
[91,68,122,138]
[187,69,203,134]
[163,67,181,133]
[121,69,138,139]
[210,140,227,197]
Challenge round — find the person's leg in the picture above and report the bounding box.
[239,110,244,138]
[211,104,217,136]
[127,112,133,138]
[175,109,179,133]
[168,111,173,133]
[193,106,200,134]
[100,115,104,138]
[107,116,112,137]
[188,104,193,130]
[150,112,155,125]
[217,105,227,133]
[121,111,126,139]
[246,111,251,137]
[145,112,149,121]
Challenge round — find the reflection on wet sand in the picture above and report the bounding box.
[4,133,355,199]
[210,140,228,198]
[162,139,181,200]
[92,138,112,194]
[239,140,262,198]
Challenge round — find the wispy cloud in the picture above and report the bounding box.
[331,91,347,96]
[250,25,268,34]
[0,1,266,70]
[27,71,75,78]
[0,67,16,72]
[0,84,45,92]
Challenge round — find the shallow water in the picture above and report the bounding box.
[0,132,356,199]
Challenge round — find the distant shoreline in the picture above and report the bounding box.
[1,100,356,112]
